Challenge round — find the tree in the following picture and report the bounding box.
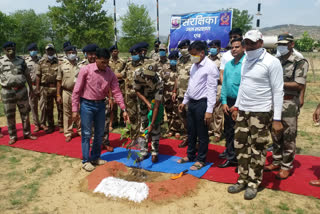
[48,0,114,50]
[231,8,253,33]
[119,3,155,52]
[0,11,15,48]
[295,31,314,52]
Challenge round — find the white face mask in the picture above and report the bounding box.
[277,46,289,56]
[180,48,189,57]
[47,55,55,60]
[245,48,264,61]
[190,55,201,64]
[68,53,77,61]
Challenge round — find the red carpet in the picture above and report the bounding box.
[0,124,319,199]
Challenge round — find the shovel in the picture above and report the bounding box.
[170,169,188,180]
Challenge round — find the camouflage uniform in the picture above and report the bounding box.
[234,111,273,189]
[57,59,81,138]
[25,55,41,128]
[121,60,144,138]
[0,55,32,139]
[176,55,192,134]
[271,53,308,170]
[109,57,126,126]
[149,50,160,61]
[208,53,224,138]
[37,56,63,129]
[134,59,163,157]
[159,60,182,133]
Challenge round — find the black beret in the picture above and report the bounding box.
[208,40,221,48]
[64,45,76,52]
[178,39,190,48]
[168,50,179,59]
[154,40,161,45]
[82,44,99,53]
[109,45,118,52]
[138,42,149,49]
[63,41,72,49]
[2,41,16,49]
[27,43,37,51]
[129,43,142,53]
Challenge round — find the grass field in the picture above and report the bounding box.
[0,52,319,214]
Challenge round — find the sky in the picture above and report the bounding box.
[1,0,320,36]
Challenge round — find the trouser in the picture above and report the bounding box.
[80,98,106,163]
[28,85,40,127]
[139,97,152,133]
[140,123,161,157]
[1,87,31,140]
[210,85,224,137]
[164,95,182,133]
[187,98,209,163]
[103,99,111,145]
[40,87,63,128]
[63,90,80,137]
[224,97,237,162]
[111,81,125,126]
[176,98,188,136]
[234,111,272,189]
[126,92,140,138]
[272,98,299,170]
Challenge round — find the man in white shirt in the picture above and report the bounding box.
[228,30,284,200]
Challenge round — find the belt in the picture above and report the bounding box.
[2,85,24,91]
[62,87,73,93]
[81,97,106,103]
[189,98,207,103]
[41,83,56,87]
[284,95,295,100]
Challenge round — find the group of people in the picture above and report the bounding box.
[0,26,318,200]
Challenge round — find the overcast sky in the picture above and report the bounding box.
[1,0,320,36]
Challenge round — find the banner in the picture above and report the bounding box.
[169,10,233,50]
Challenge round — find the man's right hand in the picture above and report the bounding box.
[72,112,79,122]
[57,95,62,104]
[222,104,230,115]
[172,92,177,102]
[178,103,185,112]
[231,109,238,121]
[313,104,320,123]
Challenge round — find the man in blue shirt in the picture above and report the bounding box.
[218,38,245,168]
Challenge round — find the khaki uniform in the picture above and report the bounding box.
[149,50,160,61]
[37,56,63,129]
[57,59,81,137]
[272,53,308,170]
[25,55,41,127]
[208,53,224,138]
[134,59,163,157]
[0,55,32,139]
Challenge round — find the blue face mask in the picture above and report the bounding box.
[30,51,38,57]
[159,50,166,57]
[209,48,218,56]
[132,54,140,61]
[84,53,87,58]
[170,60,177,66]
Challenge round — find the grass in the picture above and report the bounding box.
[278,202,290,211]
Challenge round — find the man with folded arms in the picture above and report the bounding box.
[72,48,129,172]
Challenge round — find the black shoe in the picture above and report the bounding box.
[218,152,227,159]
[218,160,238,168]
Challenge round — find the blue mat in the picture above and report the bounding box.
[100,147,213,178]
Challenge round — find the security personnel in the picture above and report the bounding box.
[149,40,161,61]
[109,45,126,129]
[36,44,63,134]
[57,45,81,142]
[173,39,192,147]
[134,57,163,163]
[0,41,37,144]
[25,42,41,132]
[264,33,308,179]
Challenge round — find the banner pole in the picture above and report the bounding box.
[113,0,117,47]
[156,0,159,41]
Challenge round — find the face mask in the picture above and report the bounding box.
[180,48,189,57]
[170,60,177,66]
[132,54,140,61]
[190,55,201,64]
[277,46,289,56]
[67,53,77,61]
[30,51,38,57]
[47,55,55,60]
[209,48,218,56]
[159,50,166,57]
[245,48,264,61]
[84,53,87,58]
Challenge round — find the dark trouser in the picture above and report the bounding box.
[187,98,209,163]
[224,97,237,162]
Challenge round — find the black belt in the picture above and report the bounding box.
[81,97,106,103]
[189,98,207,103]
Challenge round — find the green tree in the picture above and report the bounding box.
[48,0,113,50]
[295,31,314,52]
[119,3,155,52]
[0,11,15,48]
[231,8,253,33]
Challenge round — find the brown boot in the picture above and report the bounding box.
[40,125,48,131]
[178,139,188,148]
[24,135,37,140]
[276,169,292,180]
[33,126,40,132]
[65,136,72,142]
[309,179,320,187]
[264,164,280,172]
[152,155,158,163]
[8,138,17,145]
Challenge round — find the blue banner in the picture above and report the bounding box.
[169,10,233,50]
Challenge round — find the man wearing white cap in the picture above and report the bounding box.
[228,30,284,200]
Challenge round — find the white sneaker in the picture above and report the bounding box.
[82,162,95,172]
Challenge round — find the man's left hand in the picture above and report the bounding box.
[145,125,153,134]
[109,98,114,111]
[204,112,212,126]
[272,121,284,136]
[123,111,130,124]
